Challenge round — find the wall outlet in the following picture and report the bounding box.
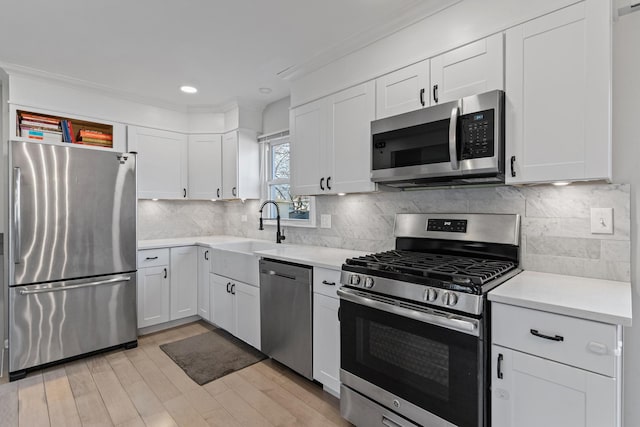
[241,215,247,222]
[590,207,614,234]
[321,214,332,229]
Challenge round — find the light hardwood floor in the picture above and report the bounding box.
[0,321,350,427]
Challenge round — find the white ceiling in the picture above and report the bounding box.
[0,0,453,111]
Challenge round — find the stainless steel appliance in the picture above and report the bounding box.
[371,90,505,188]
[339,213,521,427]
[259,258,312,379]
[8,141,137,381]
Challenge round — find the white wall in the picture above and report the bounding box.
[262,96,290,134]
[290,0,576,106]
[612,10,640,427]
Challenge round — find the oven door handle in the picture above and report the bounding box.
[337,288,479,336]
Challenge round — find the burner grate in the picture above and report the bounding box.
[348,250,516,286]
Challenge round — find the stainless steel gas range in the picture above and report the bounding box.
[338,213,521,427]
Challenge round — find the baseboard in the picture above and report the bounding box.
[138,315,202,336]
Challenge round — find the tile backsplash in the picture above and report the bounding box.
[139,183,631,282]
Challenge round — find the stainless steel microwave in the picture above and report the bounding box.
[371,89,505,188]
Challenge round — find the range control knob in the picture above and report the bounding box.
[442,292,459,306]
[350,274,361,285]
[363,277,375,288]
[424,288,438,302]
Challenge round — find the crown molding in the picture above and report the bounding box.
[278,0,462,82]
[0,62,190,113]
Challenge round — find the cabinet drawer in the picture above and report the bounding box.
[138,248,169,268]
[313,267,340,298]
[492,303,619,377]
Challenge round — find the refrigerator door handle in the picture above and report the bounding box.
[18,275,132,295]
[13,167,21,264]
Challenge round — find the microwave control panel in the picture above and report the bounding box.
[460,109,494,160]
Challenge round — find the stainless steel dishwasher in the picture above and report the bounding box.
[259,258,313,380]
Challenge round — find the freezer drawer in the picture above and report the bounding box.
[9,273,137,373]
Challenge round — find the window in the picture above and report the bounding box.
[261,131,315,227]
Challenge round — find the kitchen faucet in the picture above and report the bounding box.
[259,200,286,243]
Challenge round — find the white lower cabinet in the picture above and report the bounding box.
[313,293,340,396]
[491,302,621,427]
[137,265,170,328]
[492,345,616,427]
[169,246,198,320]
[312,267,341,397]
[197,247,212,321]
[210,273,261,350]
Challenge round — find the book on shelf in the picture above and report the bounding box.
[78,129,112,141]
[20,127,63,142]
[20,119,61,131]
[76,137,113,146]
[19,112,61,125]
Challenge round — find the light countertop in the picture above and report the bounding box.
[489,270,632,327]
[256,245,369,270]
[138,236,369,270]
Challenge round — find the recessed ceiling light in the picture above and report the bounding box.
[259,87,272,94]
[180,85,198,94]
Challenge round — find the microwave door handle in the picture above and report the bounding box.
[449,106,460,170]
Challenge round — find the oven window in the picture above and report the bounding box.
[341,300,480,427]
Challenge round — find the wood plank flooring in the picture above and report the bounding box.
[0,322,350,427]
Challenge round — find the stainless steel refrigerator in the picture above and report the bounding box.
[8,141,137,380]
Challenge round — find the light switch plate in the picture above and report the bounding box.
[321,214,332,229]
[590,208,613,234]
[241,215,247,222]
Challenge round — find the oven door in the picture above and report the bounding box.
[339,288,483,427]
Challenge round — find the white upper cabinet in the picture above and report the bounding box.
[129,126,188,199]
[290,98,327,195]
[222,130,260,200]
[329,81,377,194]
[430,33,504,104]
[291,81,376,196]
[375,60,430,119]
[188,134,222,200]
[505,0,612,184]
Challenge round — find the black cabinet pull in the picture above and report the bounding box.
[226,282,231,293]
[204,250,209,261]
[183,188,187,198]
[320,177,325,191]
[326,176,332,190]
[497,353,504,379]
[232,187,237,197]
[145,256,158,260]
[530,329,564,342]
[510,156,516,177]
[322,280,336,286]
[419,88,425,106]
[217,188,220,198]
[230,283,236,295]
[163,268,167,279]
[433,84,439,104]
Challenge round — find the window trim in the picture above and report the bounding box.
[260,130,316,228]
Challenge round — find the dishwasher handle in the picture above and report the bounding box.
[263,270,297,281]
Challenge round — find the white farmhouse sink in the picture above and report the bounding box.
[210,240,281,286]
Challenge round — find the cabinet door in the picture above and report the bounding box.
[137,266,170,328]
[290,98,327,196]
[505,0,611,184]
[329,81,377,194]
[188,134,222,200]
[375,60,429,119]
[430,33,504,104]
[130,126,188,199]
[234,282,261,350]
[313,293,340,397]
[211,273,235,333]
[492,345,617,427]
[222,131,239,199]
[197,247,211,321]
[235,129,260,200]
[169,246,198,320]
